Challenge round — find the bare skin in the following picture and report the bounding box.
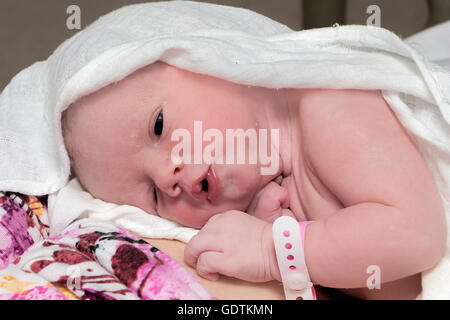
[62,61,447,299]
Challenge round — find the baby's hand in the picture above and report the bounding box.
[184,210,280,282]
[247,180,295,223]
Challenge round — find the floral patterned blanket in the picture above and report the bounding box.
[0,191,213,300]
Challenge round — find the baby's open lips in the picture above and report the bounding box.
[201,178,209,192]
[191,166,221,202]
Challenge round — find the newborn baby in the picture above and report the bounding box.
[62,61,447,299]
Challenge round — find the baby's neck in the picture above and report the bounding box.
[259,87,303,179]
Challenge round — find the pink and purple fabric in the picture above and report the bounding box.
[0,191,213,300]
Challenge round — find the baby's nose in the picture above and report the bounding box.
[164,182,182,198]
[159,161,184,197]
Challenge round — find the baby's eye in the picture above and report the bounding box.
[154,111,163,136]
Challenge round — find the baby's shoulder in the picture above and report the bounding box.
[297,88,393,146]
[298,88,388,125]
[296,88,404,172]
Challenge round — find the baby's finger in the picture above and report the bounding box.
[278,186,290,209]
[196,251,223,281]
[184,233,221,268]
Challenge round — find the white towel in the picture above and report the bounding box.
[1,0,450,299]
[47,178,198,242]
[403,21,450,300]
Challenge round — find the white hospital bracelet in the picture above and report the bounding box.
[273,216,316,300]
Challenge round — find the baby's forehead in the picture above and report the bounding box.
[63,63,165,121]
[61,62,191,147]
[65,62,195,113]
[62,60,273,130]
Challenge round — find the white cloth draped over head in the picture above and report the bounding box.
[1,0,450,299]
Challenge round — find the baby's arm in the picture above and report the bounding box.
[299,90,447,288]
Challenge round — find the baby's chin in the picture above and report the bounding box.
[175,202,252,229]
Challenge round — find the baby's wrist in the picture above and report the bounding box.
[272,217,316,300]
[263,223,282,282]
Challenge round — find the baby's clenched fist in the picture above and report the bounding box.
[184,210,281,282]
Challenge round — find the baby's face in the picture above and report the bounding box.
[63,62,283,228]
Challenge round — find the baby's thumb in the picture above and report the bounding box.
[196,251,224,281]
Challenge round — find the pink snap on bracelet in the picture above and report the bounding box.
[273,216,316,300]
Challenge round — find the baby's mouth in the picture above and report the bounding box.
[201,178,209,192]
[191,166,221,202]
